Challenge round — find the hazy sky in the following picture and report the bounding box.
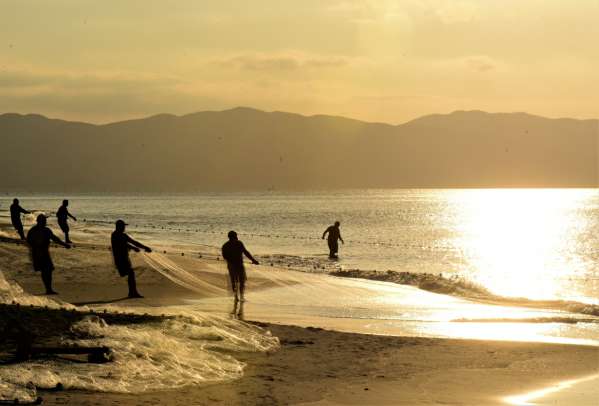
[1,0,598,123]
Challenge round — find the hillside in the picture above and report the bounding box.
[0,108,597,192]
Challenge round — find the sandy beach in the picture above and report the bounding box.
[3,1,599,403]
[1,234,598,405]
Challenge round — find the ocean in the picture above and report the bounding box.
[3,189,598,304]
[2,189,599,401]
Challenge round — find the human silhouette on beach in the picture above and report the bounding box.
[56,200,77,244]
[221,231,259,302]
[111,219,152,299]
[26,214,71,295]
[322,221,344,259]
[10,198,30,240]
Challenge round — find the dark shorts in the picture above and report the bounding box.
[227,264,246,283]
[58,221,69,233]
[328,239,338,254]
[31,251,54,273]
[12,220,23,231]
[115,259,133,277]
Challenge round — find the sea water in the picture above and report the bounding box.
[2,189,598,304]
[1,189,598,401]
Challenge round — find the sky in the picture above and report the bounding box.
[1,0,598,124]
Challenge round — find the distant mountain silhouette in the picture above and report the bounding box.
[0,107,597,192]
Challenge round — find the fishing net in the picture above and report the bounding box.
[142,252,226,295]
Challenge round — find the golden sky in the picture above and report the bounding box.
[1,0,597,123]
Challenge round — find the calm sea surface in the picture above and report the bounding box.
[2,189,598,304]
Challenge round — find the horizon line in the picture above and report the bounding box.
[1,107,598,128]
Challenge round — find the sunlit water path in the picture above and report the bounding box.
[3,189,597,304]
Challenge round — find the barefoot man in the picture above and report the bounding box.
[111,219,152,299]
[322,221,344,259]
[26,214,71,295]
[56,199,77,244]
[10,198,31,240]
[221,231,259,302]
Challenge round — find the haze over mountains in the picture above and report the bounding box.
[0,107,597,192]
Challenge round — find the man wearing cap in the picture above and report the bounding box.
[26,214,71,295]
[221,231,259,302]
[111,219,152,298]
[10,198,31,240]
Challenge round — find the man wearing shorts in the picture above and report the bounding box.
[10,198,30,240]
[56,199,77,243]
[111,219,152,298]
[322,221,344,259]
[221,231,259,302]
[26,214,71,294]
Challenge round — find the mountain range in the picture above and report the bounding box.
[0,107,597,192]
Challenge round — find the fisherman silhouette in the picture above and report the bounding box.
[56,200,77,244]
[111,219,152,299]
[322,221,344,259]
[10,198,30,240]
[221,231,259,302]
[26,214,71,295]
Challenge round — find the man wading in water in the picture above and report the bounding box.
[322,221,344,259]
[222,231,259,302]
[26,214,71,295]
[111,220,152,298]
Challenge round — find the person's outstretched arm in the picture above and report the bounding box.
[126,235,152,253]
[242,244,259,265]
[20,206,30,215]
[322,227,330,239]
[67,210,77,221]
[50,231,71,248]
[339,232,344,244]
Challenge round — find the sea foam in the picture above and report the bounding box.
[0,271,279,402]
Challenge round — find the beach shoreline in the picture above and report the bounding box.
[1,237,598,405]
[33,322,599,406]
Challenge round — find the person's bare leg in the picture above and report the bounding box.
[229,271,239,301]
[239,277,245,302]
[127,271,143,298]
[42,270,57,295]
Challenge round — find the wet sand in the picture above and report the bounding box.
[31,325,598,406]
[1,237,598,405]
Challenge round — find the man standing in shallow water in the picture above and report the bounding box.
[222,231,259,302]
[111,219,152,299]
[26,214,71,295]
[322,221,344,259]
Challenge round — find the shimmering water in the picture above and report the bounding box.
[2,189,598,304]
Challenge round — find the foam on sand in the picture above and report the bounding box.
[331,269,599,317]
[0,271,279,403]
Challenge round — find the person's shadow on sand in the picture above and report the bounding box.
[72,297,131,306]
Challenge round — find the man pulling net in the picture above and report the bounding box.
[10,198,31,240]
[26,214,71,295]
[111,219,152,298]
[221,231,259,302]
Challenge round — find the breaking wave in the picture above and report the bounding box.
[452,317,599,324]
[331,269,599,317]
